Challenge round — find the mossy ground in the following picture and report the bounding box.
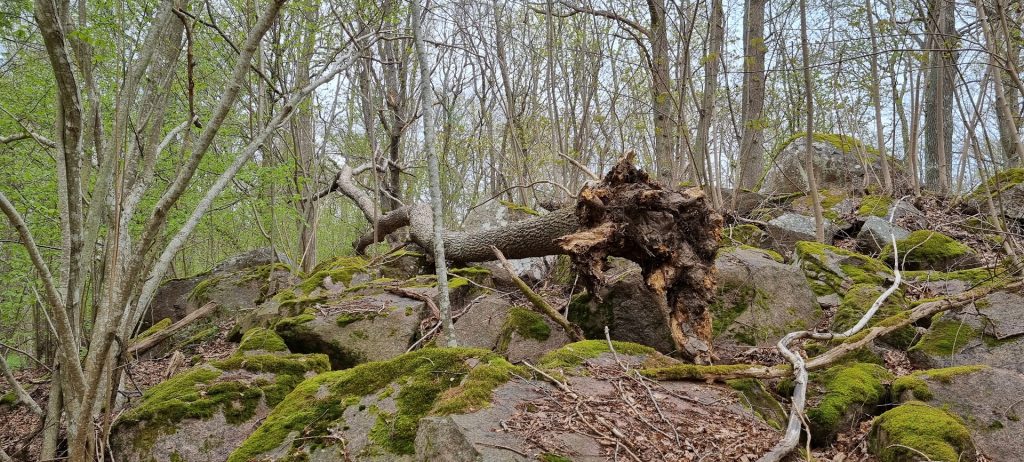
[807,363,892,441]
[880,230,971,269]
[227,348,521,462]
[870,401,973,462]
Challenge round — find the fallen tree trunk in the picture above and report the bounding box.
[351,154,723,363]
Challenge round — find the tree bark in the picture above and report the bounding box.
[736,0,766,192]
[924,0,956,193]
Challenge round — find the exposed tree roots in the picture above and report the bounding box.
[350,154,723,363]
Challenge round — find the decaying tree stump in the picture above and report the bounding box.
[352,154,722,363]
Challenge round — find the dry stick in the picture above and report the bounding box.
[491,246,585,342]
[0,351,43,416]
[125,302,218,355]
[759,226,904,462]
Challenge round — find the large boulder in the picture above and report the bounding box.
[226,348,522,461]
[966,167,1024,221]
[452,295,571,363]
[764,213,839,253]
[908,288,1024,374]
[712,247,822,357]
[869,401,977,462]
[879,230,981,271]
[110,330,329,462]
[794,241,893,297]
[759,134,888,195]
[856,216,911,254]
[146,248,297,326]
[892,366,1024,461]
[567,259,676,353]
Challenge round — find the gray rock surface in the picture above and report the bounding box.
[760,137,883,195]
[713,247,822,357]
[856,216,911,254]
[764,213,838,252]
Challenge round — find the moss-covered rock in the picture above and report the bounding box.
[134,318,172,341]
[727,378,788,430]
[759,133,888,195]
[712,247,822,357]
[111,350,329,462]
[869,401,976,462]
[227,348,522,461]
[832,284,916,349]
[806,362,892,444]
[539,340,655,371]
[880,230,979,271]
[966,168,1024,221]
[794,241,893,296]
[857,195,893,218]
[238,327,288,353]
[720,224,768,248]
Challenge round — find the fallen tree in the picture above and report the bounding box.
[347,154,723,363]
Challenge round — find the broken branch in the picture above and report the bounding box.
[491,246,585,342]
[127,302,218,355]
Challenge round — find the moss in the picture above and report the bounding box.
[228,348,517,461]
[0,391,16,406]
[858,195,893,218]
[910,317,979,357]
[335,311,378,328]
[795,241,892,293]
[499,200,540,216]
[178,326,218,348]
[904,266,1005,287]
[212,353,330,377]
[539,340,654,370]
[832,284,915,349]
[921,365,987,383]
[893,375,933,401]
[727,379,788,430]
[189,275,224,303]
[238,327,288,352]
[807,363,892,439]
[539,454,572,462]
[298,256,370,294]
[135,318,172,341]
[274,313,315,331]
[710,282,755,337]
[496,307,552,353]
[239,262,293,284]
[721,224,766,247]
[870,402,973,462]
[880,230,972,268]
[769,132,878,164]
[968,167,1024,199]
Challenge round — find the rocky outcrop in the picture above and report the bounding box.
[966,167,1024,221]
[880,230,980,271]
[452,295,571,363]
[110,330,329,462]
[856,216,910,254]
[908,288,1024,374]
[764,213,839,253]
[759,134,888,195]
[794,241,893,297]
[891,366,1024,461]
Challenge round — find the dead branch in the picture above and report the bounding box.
[0,351,42,416]
[126,302,218,355]
[491,246,585,342]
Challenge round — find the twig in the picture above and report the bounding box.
[0,352,43,416]
[387,287,441,319]
[522,360,575,396]
[490,246,585,341]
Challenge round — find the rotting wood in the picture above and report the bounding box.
[126,302,218,356]
[491,246,585,342]
[350,154,723,363]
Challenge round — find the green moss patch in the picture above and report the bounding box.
[880,230,972,269]
[299,256,371,294]
[857,195,893,218]
[496,308,552,353]
[910,316,979,357]
[968,167,1024,200]
[228,348,521,461]
[795,241,893,294]
[807,363,892,441]
[499,200,540,216]
[238,327,288,352]
[870,402,974,462]
[727,379,788,430]
[639,363,770,381]
[721,224,767,247]
[718,245,784,263]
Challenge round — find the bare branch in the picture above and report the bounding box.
[0,351,43,416]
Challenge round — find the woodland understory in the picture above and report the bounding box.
[1,0,1024,461]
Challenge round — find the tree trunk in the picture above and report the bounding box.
[353,155,723,363]
[649,0,675,185]
[737,0,767,192]
[924,0,955,194]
